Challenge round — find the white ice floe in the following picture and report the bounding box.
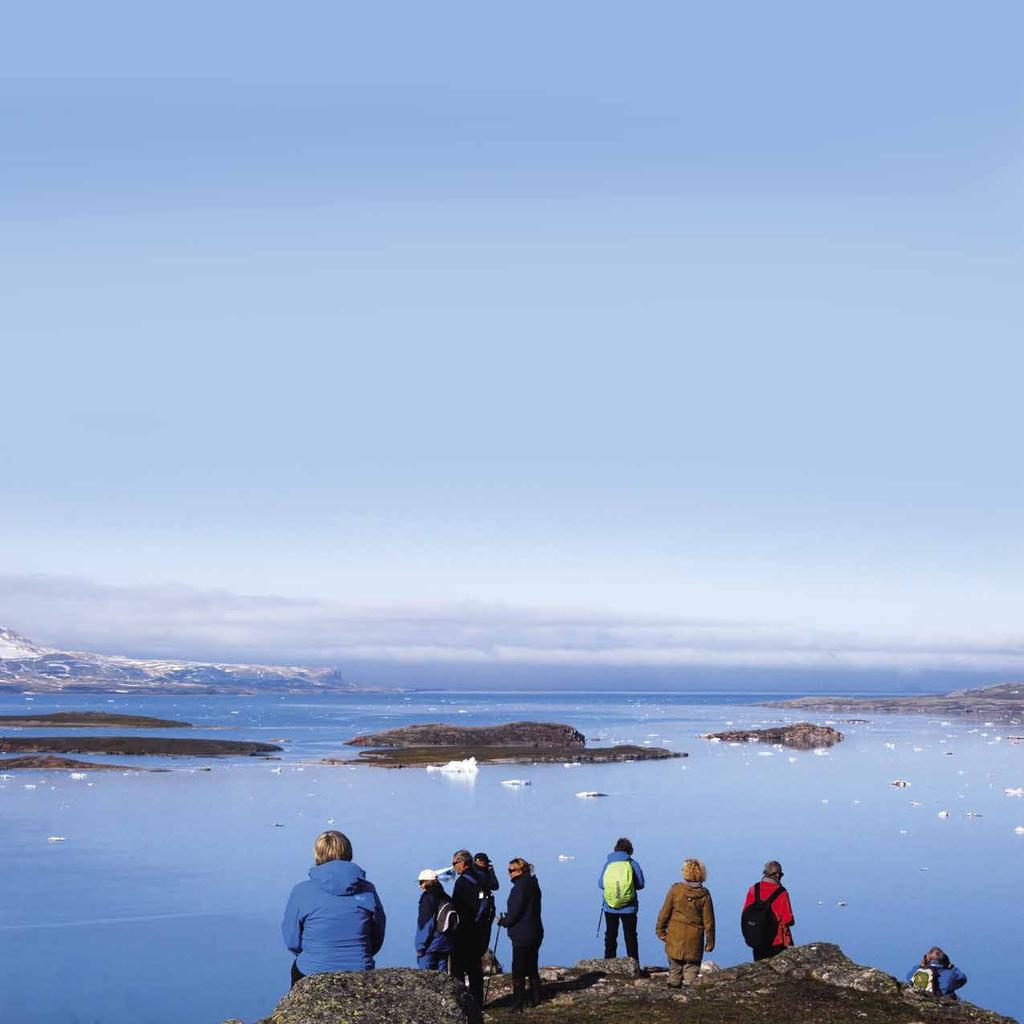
[563,762,582,768]
[427,757,479,775]
[885,742,896,750]
[1004,787,1023,797]
[813,748,829,756]
[937,810,950,819]
[69,772,88,780]
[757,751,774,757]
[47,836,67,843]
[1014,826,1024,835]
[558,854,575,861]
[576,791,608,799]
[966,811,983,818]
[501,779,531,787]
[270,767,282,774]
[23,784,36,789]
[837,900,847,907]
[788,756,798,763]
[890,780,910,788]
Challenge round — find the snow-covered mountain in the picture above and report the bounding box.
[0,627,362,694]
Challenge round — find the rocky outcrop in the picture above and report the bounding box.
[0,711,191,728]
[346,721,587,749]
[342,743,683,768]
[767,682,1023,723]
[235,946,1016,1024]
[702,722,844,749]
[0,736,281,757]
[255,968,483,1024]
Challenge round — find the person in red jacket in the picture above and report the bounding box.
[742,860,794,961]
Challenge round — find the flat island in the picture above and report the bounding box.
[765,682,1023,723]
[0,754,141,772]
[702,722,844,750]
[335,720,682,767]
[0,711,191,728]
[0,736,281,757]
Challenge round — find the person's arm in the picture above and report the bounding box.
[775,889,794,927]
[415,894,435,956]
[484,865,500,892]
[703,892,715,953]
[598,861,607,891]
[367,885,386,956]
[281,886,304,954]
[742,885,755,911]
[502,882,526,930]
[631,859,645,891]
[654,887,674,938]
[943,966,967,994]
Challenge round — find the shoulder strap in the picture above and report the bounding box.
[765,885,786,907]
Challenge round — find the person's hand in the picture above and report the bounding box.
[656,932,666,941]
[705,942,714,954]
[497,914,507,927]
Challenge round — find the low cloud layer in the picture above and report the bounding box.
[0,573,1022,674]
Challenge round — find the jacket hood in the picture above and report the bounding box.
[606,851,632,863]
[309,859,367,895]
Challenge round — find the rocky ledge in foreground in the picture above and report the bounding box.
[237,944,1017,1024]
[766,682,1023,723]
[346,721,586,748]
[0,711,191,728]
[0,736,281,757]
[337,721,680,767]
[702,722,844,749]
[0,754,141,772]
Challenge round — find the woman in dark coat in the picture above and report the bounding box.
[498,857,543,1012]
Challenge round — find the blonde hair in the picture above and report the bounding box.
[314,830,352,865]
[682,858,707,883]
[508,857,533,876]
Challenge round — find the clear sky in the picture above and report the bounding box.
[2,3,1022,675]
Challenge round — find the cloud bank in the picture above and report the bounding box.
[0,573,1022,676]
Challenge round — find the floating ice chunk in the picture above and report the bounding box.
[757,751,774,757]
[47,836,67,843]
[937,810,950,819]
[890,780,911,788]
[23,784,36,790]
[69,772,88,780]
[813,748,829,756]
[837,900,847,907]
[965,811,983,818]
[501,779,531,787]
[1004,787,1023,797]
[273,823,285,828]
[270,767,282,774]
[1015,826,1024,835]
[788,756,798,763]
[708,737,722,744]
[913,747,923,753]
[576,791,608,799]
[558,854,575,861]
[909,801,922,807]
[427,757,479,775]
[884,742,896,750]
[562,762,582,768]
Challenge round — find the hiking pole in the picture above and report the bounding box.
[595,904,604,939]
[482,922,502,1008]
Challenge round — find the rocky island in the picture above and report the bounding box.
[242,944,1017,1024]
[0,754,140,771]
[0,711,191,728]
[335,721,682,767]
[702,722,844,749]
[0,736,282,757]
[766,682,1023,723]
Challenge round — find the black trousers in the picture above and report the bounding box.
[451,938,485,1005]
[753,944,785,962]
[511,941,541,979]
[604,911,638,960]
[290,960,304,988]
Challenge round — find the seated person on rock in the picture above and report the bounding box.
[281,830,386,987]
[906,947,967,998]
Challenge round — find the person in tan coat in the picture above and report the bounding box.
[655,858,715,987]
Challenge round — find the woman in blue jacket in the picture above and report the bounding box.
[906,947,967,998]
[281,830,386,987]
[498,857,544,1012]
[598,837,645,962]
[415,869,455,970]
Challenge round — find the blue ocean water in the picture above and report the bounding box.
[0,690,1021,1022]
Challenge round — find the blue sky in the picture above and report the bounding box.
[1,3,1022,674]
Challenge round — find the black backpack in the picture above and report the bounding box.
[740,882,786,948]
[476,886,496,928]
[435,896,460,935]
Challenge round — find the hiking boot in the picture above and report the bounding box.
[528,973,542,1007]
[510,977,526,1014]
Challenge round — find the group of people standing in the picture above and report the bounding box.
[281,830,965,1011]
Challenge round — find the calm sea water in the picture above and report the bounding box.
[0,690,1021,1022]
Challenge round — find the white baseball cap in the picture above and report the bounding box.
[417,869,438,882]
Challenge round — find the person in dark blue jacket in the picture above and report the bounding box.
[450,849,488,1006]
[598,837,645,963]
[415,869,455,971]
[906,947,967,998]
[281,830,386,987]
[498,857,544,1012]
[475,852,499,957]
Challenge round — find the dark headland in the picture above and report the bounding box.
[335,721,682,767]
[0,736,282,757]
[0,711,191,728]
[0,754,141,772]
[702,722,844,749]
[765,682,1023,723]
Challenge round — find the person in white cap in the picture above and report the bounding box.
[415,868,458,971]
